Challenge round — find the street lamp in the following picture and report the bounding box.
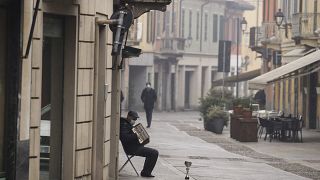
[241,17,248,33]
[274,9,284,27]
[236,17,248,98]
[274,8,290,40]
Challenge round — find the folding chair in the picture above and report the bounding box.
[119,144,139,176]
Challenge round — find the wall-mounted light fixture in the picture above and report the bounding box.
[274,9,284,27]
[274,9,290,38]
[241,17,248,33]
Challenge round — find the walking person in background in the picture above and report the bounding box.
[141,82,157,128]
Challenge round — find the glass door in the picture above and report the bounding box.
[40,15,64,180]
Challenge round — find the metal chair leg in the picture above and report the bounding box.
[127,156,140,176]
[119,155,139,176]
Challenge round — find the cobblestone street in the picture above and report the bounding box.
[119,111,320,180]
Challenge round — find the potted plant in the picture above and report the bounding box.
[199,88,233,119]
[203,106,229,134]
[232,97,253,118]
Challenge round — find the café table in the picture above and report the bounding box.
[277,117,298,142]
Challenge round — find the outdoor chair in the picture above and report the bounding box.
[258,117,268,139]
[292,115,303,142]
[264,120,273,141]
[271,119,282,141]
[264,119,282,142]
[119,143,139,176]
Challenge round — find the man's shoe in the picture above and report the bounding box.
[146,125,150,128]
[140,173,155,178]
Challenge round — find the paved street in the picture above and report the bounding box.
[119,111,320,180]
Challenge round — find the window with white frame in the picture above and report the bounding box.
[293,0,299,14]
[182,9,185,38]
[212,14,218,42]
[188,10,192,38]
[282,0,293,23]
[204,13,208,41]
[147,12,152,42]
[196,11,200,40]
[219,15,224,40]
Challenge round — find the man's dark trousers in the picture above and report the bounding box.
[145,107,153,127]
[133,146,158,175]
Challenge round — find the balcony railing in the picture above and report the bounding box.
[126,21,141,46]
[292,13,320,39]
[158,37,185,53]
[261,22,276,40]
[249,26,264,48]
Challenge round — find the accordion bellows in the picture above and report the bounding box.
[132,123,150,145]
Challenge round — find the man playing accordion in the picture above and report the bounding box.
[120,111,159,178]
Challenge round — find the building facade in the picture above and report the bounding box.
[123,0,253,112]
[249,0,320,129]
[0,0,120,179]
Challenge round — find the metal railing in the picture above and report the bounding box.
[292,13,320,38]
[249,26,265,48]
[260,22,277,40]
[159,37,185,52]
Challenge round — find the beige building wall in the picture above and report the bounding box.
[138,13,155,53]
[242,0,262,72]
[22,0,114,179]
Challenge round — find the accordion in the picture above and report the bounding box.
[132,123,150,145]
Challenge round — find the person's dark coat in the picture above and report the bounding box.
[120,117,141,154]
[141,88,157,109]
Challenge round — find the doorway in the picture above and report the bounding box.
[128,66,146,111]
[309,72,318,129]
[40,15,65,180]
[171,73,175,110]
[184,71,192,109]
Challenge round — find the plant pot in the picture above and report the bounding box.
[233,106,243,115]
[204,118,225,134]
[242,110,252,118]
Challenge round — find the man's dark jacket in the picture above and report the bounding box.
[141,88,157,109]
[120,117,141,154]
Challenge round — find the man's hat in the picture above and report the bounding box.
[128,111,139,119]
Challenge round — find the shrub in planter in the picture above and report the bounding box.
[204,106,229,134]
[232,97,251,108]
[232,97,255,117]
[199,88,233,119]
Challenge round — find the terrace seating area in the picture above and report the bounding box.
[257,111,303,142]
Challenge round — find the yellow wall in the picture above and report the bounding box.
[242,0,263,72]
[274,83,279,111]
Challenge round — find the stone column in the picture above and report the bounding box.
[177,65,185,110]
[166,62,172,111]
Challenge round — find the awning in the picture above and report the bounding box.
[212,69,261,87]
[282,48,315,64]
[248,49,320,89]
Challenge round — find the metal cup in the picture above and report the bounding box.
[184,161,192,179]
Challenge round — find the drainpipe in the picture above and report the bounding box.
[200,0,210,52]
